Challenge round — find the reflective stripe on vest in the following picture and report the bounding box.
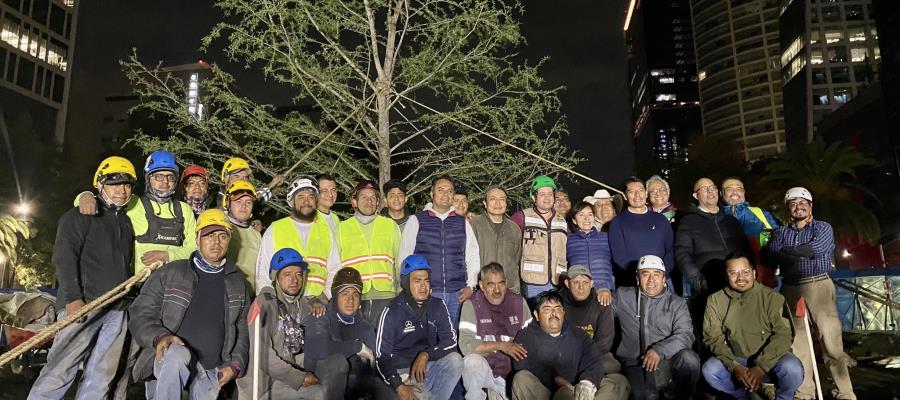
[271,216,332,296]
[748,206,772,229]
[338,216,397,294]
[520,208,568,286]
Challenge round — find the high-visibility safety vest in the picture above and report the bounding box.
[338,216,398,295]
[271,216,332,297]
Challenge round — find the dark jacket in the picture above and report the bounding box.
[674,206,750,296]
[566,228,615,291]
[560,286,615,354]
[414,210,468,292]
[470,213,523,293]
[129,254,251,381]
[613,287,694,364]
[703,284,794,372]
[306,302,376,371]
[375,294,458,390]
[513,320,604,389]
[53,197,134,309]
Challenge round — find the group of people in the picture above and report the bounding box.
[25,149,857,400]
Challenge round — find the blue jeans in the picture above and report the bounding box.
[702,353,804,400]
[144,343,220,400]
[400,352,463,399]
[432,289,463,328]
[28,309,127,400]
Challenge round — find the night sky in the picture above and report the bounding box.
[65,0,632,197]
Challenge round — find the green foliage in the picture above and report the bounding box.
[664,135,751,209]
[0,214,52,288]
[760,137,880,244]
[120,0,579,211]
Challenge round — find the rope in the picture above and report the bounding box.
[0,261,165,369]
[394,92,624,195]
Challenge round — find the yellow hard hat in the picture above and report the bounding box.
[93,156,137,187]
[221,157,251,181]
[196,208,232,235]
[226,179,257,199]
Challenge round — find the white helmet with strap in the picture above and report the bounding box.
[784,187,812,204]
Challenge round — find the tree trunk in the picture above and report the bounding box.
[376,80,391,189]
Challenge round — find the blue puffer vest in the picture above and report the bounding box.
[566,228,615,291]
[414,210,467,292]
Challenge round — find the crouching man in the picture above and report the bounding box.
[459,263,532,399]
[702,253,803,400]
[129,209,250,400]
[305,267,395,399]
[512,290,604,400]
[376,255,464,400]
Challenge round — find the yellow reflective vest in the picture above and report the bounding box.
[271,215,332,297]
[338,216,400,298]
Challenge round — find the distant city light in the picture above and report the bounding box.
[624,0,637,31]
[14,201,31,216]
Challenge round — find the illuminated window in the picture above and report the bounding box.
[659,76,674,84]
[698,70,706,81]
[810,30,821,45]
[813,89,829,105]
[811,49,824,64]
[851,47,867,62]
[656,94,677,101]
[834,87,852,104]
[828,46,847,63]
[848,27,865,42]
[825,31,842,44]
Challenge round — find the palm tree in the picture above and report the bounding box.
[0,213,34,287]
[759,137,879,244]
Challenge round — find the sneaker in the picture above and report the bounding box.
[760,383,776,400]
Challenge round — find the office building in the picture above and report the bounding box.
[0,0,77,144]
[690,0,786,160]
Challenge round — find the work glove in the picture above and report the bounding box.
[357,343,375,365]
[574,380,597,400]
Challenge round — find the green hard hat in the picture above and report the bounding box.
[531,175,557,193]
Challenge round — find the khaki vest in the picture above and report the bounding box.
[271,216,332,297]
[520,208,568,285]
[338,216,398,295]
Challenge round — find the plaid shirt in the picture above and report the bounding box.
[767,219,835,281]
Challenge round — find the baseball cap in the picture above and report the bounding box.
[637,255,666,272]
[567,265,593,280]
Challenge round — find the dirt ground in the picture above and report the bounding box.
[1,332,899,399]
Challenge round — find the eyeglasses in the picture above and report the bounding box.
[726,269,754,278]
[694,185,717,194]
[151,174,177,183]
[649,188,668,195]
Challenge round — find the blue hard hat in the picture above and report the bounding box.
[400,255,431,276]
[144,150,180,176]
[270,248,308,274]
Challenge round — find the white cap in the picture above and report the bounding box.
[784,187,812,204]
[286,178,318,206]
[583,189,613,205]
[637,255,666,272]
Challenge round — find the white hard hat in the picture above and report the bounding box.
[286,178,318,206]
[637,255,666,272]
[784,187,812,204]
[583,189,613,205]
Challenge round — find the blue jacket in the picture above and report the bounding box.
[375,293,458,390]
[566,228,615,291]
[724,202,780,238]
[414,210,467,292]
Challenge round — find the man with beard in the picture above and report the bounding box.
[180,165,212,216]
[129,209,250,400]
[224,180,262,291]
[560,266,629,400]
[337,180,402,324]
[511,290,604,400]
[305,268,395,399]
[459,263,531,399]
[613,256,699,400]
[702,254,802,400]
[764,188,856,400]
[238,248,347,399]
[721,177,781,288]
[376,255,464,400]
[256,178,339,314]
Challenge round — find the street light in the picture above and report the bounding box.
[14,201,30,217]
[842,249,851,259]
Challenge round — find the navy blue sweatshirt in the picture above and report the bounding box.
[375,293,457,390]
[608,209,674,281]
